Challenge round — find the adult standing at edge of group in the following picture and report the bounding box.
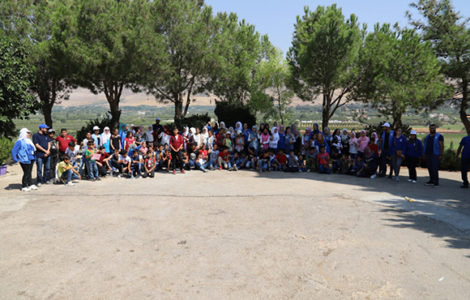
[55,128,76,159]
[152,118,164,144]
[32,124,51,186]
[48,128,59,183]
[424,124,444,187]
[170,127,185,175]
[379,122,394,178]
[405,130,423,183]
[456,133,470,188]
[11,128,38,192]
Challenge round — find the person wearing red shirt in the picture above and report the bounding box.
[55,128,77,156]
[272,150,287,171]
[170,128,185,174]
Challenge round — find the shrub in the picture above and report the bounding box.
[0,137,14,165]
[214,101,256,128]
[173,113,211,130]
[76,114,114,143]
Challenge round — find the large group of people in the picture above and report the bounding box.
[10,118,470,192]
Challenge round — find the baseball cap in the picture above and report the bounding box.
[155,117,160,121]
[39,124,49,129]
[93,126,100,131]
[382,122,391,128]
[48,128,55,133]
[410,130,417,135]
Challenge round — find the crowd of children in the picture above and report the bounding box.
[10,118,470,191]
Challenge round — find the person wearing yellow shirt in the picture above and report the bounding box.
[58,155,81,186]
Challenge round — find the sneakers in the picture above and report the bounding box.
[394,176,400,182]
[461,184,469,189]
[370,174,377,179]
[37,182,42,187]
[408,179,412,182]
[425,181,434,186]
[173,169,177,175]
[21,187,31,192]
[181,169,185,174]
[29,185,38,190]
[72,179,79,183]
[412,180,417,183]
[66,182,75,186]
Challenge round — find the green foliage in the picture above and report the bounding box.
[288,4,361,128]
[364,122,412,137]
[173,114,211,131]
[76,114,113,144]
[0,37,37,138]
[0,137,14,165]
[214,101,256,128]
[409,0,470,135]
[354,24,449,128]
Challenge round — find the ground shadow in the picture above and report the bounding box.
[4,183,22,191]
[254,169,470,250]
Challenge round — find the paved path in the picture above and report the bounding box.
[0,164,469,299]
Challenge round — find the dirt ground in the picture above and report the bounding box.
[0,163,469,299]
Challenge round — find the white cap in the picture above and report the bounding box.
[382,122,391,128]
[410,130,417,135]
[93,126,100,131]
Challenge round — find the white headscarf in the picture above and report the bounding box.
[235,121,242,132]
[18,128,36,150]
[219,121,226,129]
[101,126,111,144]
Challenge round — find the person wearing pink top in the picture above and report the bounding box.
[357,130,370,154]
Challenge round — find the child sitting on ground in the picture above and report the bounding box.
[131,150,144,178]
[317,146,331,174]
[272,149,287,171]
[218,147,233,170]
[143,151,157,178]
[57,155,81,185]
[286,150,299,172]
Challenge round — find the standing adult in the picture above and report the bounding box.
[424,124,444,186]
[152,118,164,144]
[390,128,407,182]
[48,129,59,183]
[169,127,185,175]
[33,124,51,186]
[11,128,37,192]
[456,133,470,188]
[379,122,394,177]
[405,130,423,183]
[55,128,77,158]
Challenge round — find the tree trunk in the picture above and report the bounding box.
[460,80,470,135]
[392,113,403,130]
[321,93,330,129]
[103,81,123,130]
[42,102,53,128]
[174,93,184,126]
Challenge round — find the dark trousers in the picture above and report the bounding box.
[49,155,59,181]
[20,163,33,188]
[407,156,419,180]
[379,152,390,176]
[143,169,155,178]
[426,154,440,185]
[462,158,470,185]
[171,150,183,170]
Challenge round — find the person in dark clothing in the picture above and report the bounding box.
[405,130,423,183]
[424,124,444,186]
[457,134,470,188]
[378,122,394,177]
[170,128,185,174]
[32,124,51,186]
[48,129,59,183]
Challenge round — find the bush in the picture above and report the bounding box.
[173,113,211,130]
[214,101,256,128]
[364,122,412,137]
[0,137,14,165]
[76,114,114,143]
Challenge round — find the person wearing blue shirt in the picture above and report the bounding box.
[32,124,51,186]
[11,128,38,192]
[424,124,444,186]
[457,134,470,188]
[390,128,407,182]
[405,130,423,183]
[379,122,394,177]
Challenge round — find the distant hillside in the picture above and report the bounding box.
[60,88,317,108]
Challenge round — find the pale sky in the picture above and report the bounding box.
[205,0,470,55]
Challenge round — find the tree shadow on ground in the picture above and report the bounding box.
[254,169,470,250]
[4,183,22,190]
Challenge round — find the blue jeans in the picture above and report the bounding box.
[61,169,79,184]
[131,163,144,176]
[36,156,50,184]
[425,154,440,184]
[86,160,99,179]
[319,164,331,174]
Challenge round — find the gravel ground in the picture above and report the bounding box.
[0,164,469,299]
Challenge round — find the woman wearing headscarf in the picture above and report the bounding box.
[235,121,242,133]
[201,127,209,146]
[11,128,37,192]
[269,127,280,153]
[340,128,350,156]
[101,127,112,153]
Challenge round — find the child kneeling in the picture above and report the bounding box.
[57,155,81,186]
